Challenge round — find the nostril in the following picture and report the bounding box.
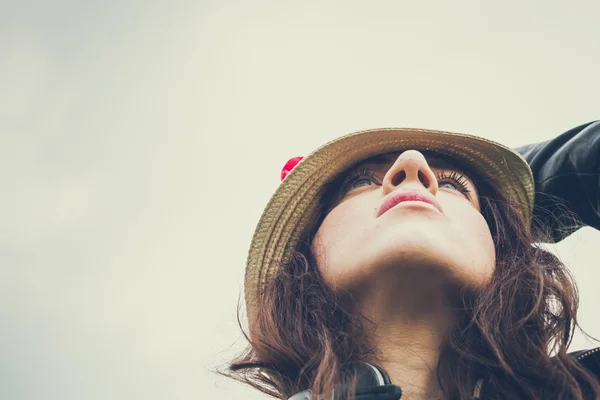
[392,170,406,186]
[418,170,430,187]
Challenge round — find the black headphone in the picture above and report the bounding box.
[288,362,402,400]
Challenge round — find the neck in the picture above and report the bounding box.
[354,267,463,400]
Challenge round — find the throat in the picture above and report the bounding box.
[355,270,463,400]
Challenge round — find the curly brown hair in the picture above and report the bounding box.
[221,170,600,399]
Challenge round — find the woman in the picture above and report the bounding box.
[224,122,600,399]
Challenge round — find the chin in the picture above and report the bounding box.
[315,223,495,291]
[374,224,452,256]
[360,233,494,285]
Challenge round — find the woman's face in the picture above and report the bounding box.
[311,149,495,293]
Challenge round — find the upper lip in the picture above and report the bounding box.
[377,190,443,217]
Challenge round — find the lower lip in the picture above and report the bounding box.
[385,200,439,214]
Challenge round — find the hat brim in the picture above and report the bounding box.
[244,128,534,323]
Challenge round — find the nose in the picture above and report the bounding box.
[381,150,439,197]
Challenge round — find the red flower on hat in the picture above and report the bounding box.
[281,156,304,181]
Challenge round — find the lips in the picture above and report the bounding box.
[377,190,443,217]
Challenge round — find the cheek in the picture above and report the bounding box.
[459,211,496,282]
[310,202,368,276]
[311,210,335,259]
[310,217,337,282]
[311,208,347,262]
[476,215,496,263]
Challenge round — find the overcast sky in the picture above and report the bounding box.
[1,1,600,399]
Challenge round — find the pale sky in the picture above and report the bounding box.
[1,1,599,399]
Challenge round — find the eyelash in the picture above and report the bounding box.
[341,168,472,195]
[436,170,472,194]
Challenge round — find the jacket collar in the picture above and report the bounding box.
[288,362,484,400]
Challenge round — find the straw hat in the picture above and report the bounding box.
[244,128,534,326]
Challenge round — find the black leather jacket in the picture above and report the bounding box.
[288,121,600,399]
[517,120,600,244]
